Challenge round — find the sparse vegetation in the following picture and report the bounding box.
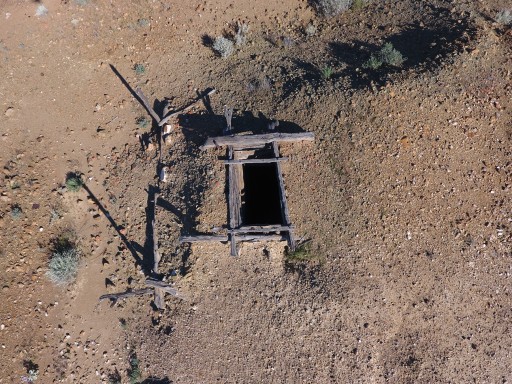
[21,360,39,383]
[285,242,316,264]
[234,21,249,46]
[212,36,234,58]
[315,0,352,17]
[351,0,372,10]
[10,204,22,220]
[363,42,405,69]
[134,63,146,75]
[128,355,142,384]
[321,66,334,79]
[46,235,81,285]
[136,116,150,128]
[495,9,512,25]
[65,172,84,192]
[304,23,317,37]
[108,369,122,384]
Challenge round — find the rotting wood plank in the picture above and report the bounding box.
[135,87,161,123]
[145,279,186,300]
[272,141,296,251]
[99,288,153,303]
[180,234,286,243]
[151,192,165,310]
[201,132,315,150]
[223,157,288,165]
[229,225,292,234]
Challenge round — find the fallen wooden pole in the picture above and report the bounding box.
[135,87,161,123]
[201,132,315,150]
[99,288,153,303]
[229,225,292,234]
[179,234,286,243]
[145,279,186,300]
[223,157,288,165]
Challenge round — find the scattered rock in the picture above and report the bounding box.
[4,107,14,117]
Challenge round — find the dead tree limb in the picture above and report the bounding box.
[145,279,186,300]
[158,88,216,126]
[99,288,153,304]
[151,192,165,310]
[135,87,161,123]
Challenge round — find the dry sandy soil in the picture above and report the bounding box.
[0,0,511,383]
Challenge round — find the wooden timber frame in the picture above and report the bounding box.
[180,111,314,256]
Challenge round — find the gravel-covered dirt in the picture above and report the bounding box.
[0,0,511,382]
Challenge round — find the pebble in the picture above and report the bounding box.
[4,107,14,117]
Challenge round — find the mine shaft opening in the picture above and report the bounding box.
[241,163,283,226]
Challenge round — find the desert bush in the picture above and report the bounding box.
[212,36,234,58]
[364,42,405,69]
[315,0,352,17]
[234,21,249,46]
[379,42,405,66]
[321,66,334,79]
[351,0,372,9]
[65,172,84,192]
[134,63,146,75]
[128,355,142,384]
[10,204,23,219]
[496,9,512,25]
[304,23,317,37]
[46,239,81,285]
[136,116,150,128]
[285,242,316,264]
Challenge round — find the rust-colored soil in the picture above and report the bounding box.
[0,0,511,382]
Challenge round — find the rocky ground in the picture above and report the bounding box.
[0,0,511,383]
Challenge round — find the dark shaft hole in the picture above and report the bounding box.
[242,163,283,226]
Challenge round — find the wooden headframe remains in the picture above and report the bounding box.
[180,109,315,256]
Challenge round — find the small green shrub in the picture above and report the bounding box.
[212,36,234,58]
[364,42,405,69]
[285,242,316,264]
[128,355,142,384]
[134,63,145,75]
[363,55,383,69]
[351,0,372,9]
[234,21,249,46]
[496,9,512,25]
[46,240,81,285]
[10,204,23,220]
[65,172,84,192]
[321,66,334,79]
[379,42,405,66]
[136,116,150,128]
[316,0,352,17]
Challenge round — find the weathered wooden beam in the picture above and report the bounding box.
[180,235,229,243]
[151,191,165,310]
[158,89,216,126]
[145,279,186,300]
[223,157,288,165]
[229,225,292,234]
[135,87,161,123]
[230,233,238,257]
[99,288,153,303]
[272,141,296,251]
[201,132,315,150]
[180,234,286,243]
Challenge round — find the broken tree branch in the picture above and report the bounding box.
[99,288,153,303]
[158,88,216,127]
[135,87,161,123]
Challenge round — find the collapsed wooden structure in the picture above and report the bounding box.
[180,109,314,256]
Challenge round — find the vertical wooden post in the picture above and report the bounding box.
[271,142,296,251]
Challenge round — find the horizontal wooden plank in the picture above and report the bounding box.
[180,234,287,243]
[201,132,315,149]
[223,157,288,165]
[229,225,292,234]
